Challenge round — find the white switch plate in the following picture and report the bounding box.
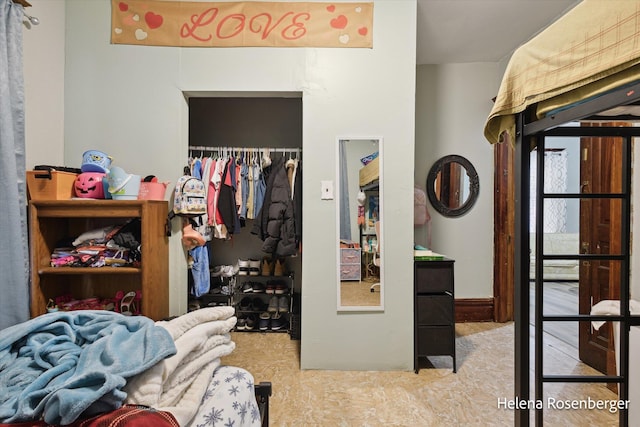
[321,180,334,200]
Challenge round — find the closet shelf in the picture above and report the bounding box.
[30,199,152,218]
[38,267,141,275]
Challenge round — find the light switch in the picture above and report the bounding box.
[321,180,334,200]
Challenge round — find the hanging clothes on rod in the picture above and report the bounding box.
[188,145,301,157]
[185,146,302,250]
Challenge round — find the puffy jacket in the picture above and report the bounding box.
[251,157,297,256]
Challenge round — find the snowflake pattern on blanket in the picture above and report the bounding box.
[188,366,261,427]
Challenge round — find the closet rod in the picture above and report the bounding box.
[188,145,301,154]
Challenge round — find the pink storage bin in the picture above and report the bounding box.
[138,180,169,200]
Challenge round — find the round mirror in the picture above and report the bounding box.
[426,155,479,217]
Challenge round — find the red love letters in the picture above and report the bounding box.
[180,8,310,42]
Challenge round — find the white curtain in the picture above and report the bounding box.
[339,140,351,241]
[0,0,30,328]
[530,149,568,233]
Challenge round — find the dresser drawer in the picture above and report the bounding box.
[340,248,361,264]
[340,263,361,281]
[415,264,453,293]
[416,295,453,325]
[416,326,454,356]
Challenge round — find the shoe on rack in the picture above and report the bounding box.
[221,265,236,277]
[261,257,273,276]
[240,282,253,293]
[239,296,252,311]
[278,296,289,313]
[211,265,224,277]
[267,296,279,313]
[188,299,201,312]
[251,282,265,293]
[258,317,270,331]
[265,281,275,294]
[274,258,285,276]
[274,281,288,295]
[259,311,271,320]
[271,313,287,331]
[120,291,137,316]
[251,297,267,312]
[252,297,267,312]
[238,259,250,276]
[236,315,247,331]
[248,259,260,276]
[245,314,257,331]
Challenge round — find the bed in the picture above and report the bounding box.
[0,307,271,427]
[359,155,379,189]
[484,1,640,425]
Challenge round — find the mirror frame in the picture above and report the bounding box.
[426,154,479,218]
[336,136,384,312]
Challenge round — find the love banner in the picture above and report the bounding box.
[111,0,373,48]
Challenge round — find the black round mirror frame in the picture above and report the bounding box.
[426,154,480,218]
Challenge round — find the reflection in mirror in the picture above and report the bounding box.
[432,162,470,208]
[427,155,479,217]
[337,137,383,311]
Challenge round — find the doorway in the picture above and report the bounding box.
[493,123,631,377]
[186,94,303,342]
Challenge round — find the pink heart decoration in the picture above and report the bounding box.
[122,14,136,26]
[118,2,128,12]
[145,11,163,29]
[330,15,348,30]
[326,5,335,12]
[358,27,368,36]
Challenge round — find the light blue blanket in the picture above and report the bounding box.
[0,310,176,425]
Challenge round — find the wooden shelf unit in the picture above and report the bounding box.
[29,200,169,320]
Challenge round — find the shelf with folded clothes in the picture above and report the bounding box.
[29,200,169,320]
[38,266,141,275]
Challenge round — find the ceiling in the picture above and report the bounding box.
[416,0,581,64]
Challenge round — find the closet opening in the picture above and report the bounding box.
[185,93,303,342]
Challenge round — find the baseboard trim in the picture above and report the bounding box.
[455,298,494,322]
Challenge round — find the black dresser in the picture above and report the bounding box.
[414,258,456,373]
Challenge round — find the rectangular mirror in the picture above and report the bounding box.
[337,137,383,311]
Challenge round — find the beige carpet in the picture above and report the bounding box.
[340,279,381,307]
[221,322,620,426]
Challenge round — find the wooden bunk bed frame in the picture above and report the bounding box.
[513,80,640,427]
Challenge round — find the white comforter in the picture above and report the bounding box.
[124,306,237,426]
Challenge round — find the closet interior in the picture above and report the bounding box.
[186,96,303,339]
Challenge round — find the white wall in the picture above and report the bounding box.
[54,0,416,370]
[415,63,498,299]
[23,0,65,169]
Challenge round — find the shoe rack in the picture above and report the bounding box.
[189,274,235,310]
[29,200,169,320]
[234,265,294,334]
